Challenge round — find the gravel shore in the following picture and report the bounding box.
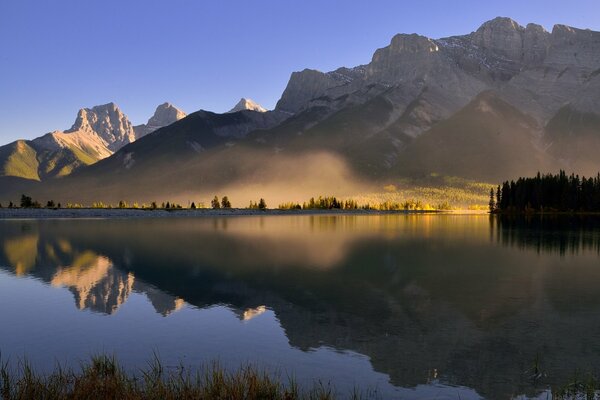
[0,208,446,219]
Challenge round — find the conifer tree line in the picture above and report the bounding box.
[491,171,600,213]
[1,194,258,210]
[279,196,360,210]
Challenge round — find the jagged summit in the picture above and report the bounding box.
[67,102,136,151]
[228,98,267,113]
[0,101,187,181]
[146,103,186,130]
[133,102,186,139]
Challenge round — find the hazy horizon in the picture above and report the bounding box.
[2,0,600,143]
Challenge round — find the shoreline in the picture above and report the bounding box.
[0,208,472,219]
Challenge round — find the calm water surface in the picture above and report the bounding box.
[1,215,600,399]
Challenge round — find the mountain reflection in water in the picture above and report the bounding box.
[1,215,600,399]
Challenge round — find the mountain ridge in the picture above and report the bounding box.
[0,102,185,181]
[1,16,600,204]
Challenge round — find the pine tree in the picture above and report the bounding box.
[20,194,33,208]
[489,188,496,213]
[211,196,221,209]
[190,202,196,209]
[258,198,267,210]
[221,196,231,208]
[496,185,501,209]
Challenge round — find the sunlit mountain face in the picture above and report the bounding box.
[1,216,600,398]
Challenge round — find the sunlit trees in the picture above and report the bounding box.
[278,202,302,210]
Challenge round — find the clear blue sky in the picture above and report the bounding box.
[1,0,599,143]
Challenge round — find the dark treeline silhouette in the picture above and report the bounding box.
[493,171,600,213]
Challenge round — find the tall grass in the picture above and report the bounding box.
[0,355,375,400]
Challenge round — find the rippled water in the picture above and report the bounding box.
[1,214,600,399]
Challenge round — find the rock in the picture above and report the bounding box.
[228,98,267,113]
[134,102,186,139]
[67,102,136,151]
[471,17,525,62]
[275,68,364,113]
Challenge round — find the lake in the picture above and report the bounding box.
[1,214,600,399]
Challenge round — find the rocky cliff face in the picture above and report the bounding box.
[275,17,599,129]
[66,103,136,151]
[228,98,267,113]
[134,102,186,139]
[275,67,366,113]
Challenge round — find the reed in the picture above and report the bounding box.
[0,354,375,400]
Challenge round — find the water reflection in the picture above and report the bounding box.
[0,222,186,315]
[495,215,600,255]
[0,215,599,399]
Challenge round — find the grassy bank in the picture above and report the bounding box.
[0,355,374,400]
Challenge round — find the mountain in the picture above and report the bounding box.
[2,17,600,204]
[0,102,184,182]
[133,102,186,139]
[228,98,267,113]
[395,91,549,182]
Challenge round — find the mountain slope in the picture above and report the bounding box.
[545,106,600,175]
[396,91,550,182]
[0,102,185,181]
[0,141,40,181]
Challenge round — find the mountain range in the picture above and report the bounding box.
[1,16,600,205]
